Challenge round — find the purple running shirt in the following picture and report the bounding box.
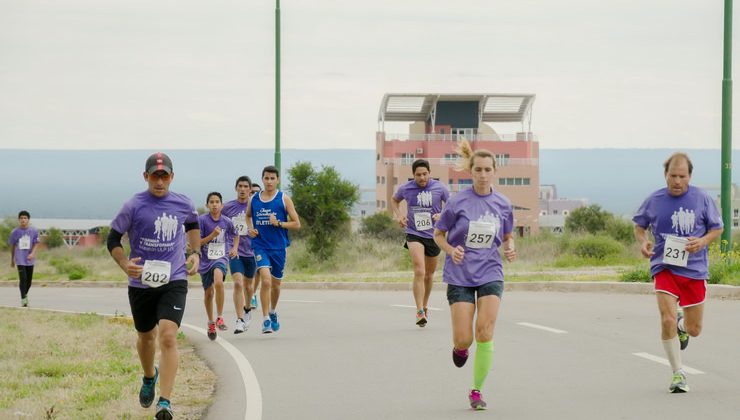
[198,213,236,274]
[633,185,723,280]
[8,226,40,266]
[435,187,514,287]
[222,199,254,257]
[393,179,450,239]
[111,190,198,288]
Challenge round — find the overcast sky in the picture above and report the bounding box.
[0,0,737,150]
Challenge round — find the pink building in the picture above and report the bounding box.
[376,93,539,235]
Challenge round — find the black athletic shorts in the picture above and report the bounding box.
[128,280,188,332]
[446,281,504,305]
[404,233,441,257]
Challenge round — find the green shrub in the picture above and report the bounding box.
[360,212,404,242]
[49,256,90,280]
[45,227,65,249]
[571,235,624,259]
[605,217,635,244]
[620,266,652,282]
[0,217,15,251]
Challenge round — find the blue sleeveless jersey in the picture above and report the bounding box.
[251,190,291,250]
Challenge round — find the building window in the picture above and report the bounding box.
[498,177,530,186]
[734,220,739,227]
[444,153,460,162]
[376,200,380,208]
[393,177,398,185]
[376,153,380,161]
[553,210,559,215]
[735,208,739,218]
[381,176,385,184]
[495,154,510,167]
[376,176,380,184]
[458,179,473,185]
[400,153,415,165]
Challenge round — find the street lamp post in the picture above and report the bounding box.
[274,0,282,176]
[721,0,733,252]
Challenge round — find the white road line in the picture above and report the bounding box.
[516,322,568,334]
[182,323,262,420]
[632,352,705,375]
[281,299,324,303]
[391,304,442,311]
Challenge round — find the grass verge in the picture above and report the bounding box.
[0,308,216,419]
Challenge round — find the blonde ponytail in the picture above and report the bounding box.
[454,138,496,172]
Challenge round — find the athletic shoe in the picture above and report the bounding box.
[21,297,28,307]
[155,399,174,420]
[262,319,273,334]
[677,312,689,351]
[139,366,158,408]
[216,316,228,331]
[416,310,427,327]
[243,310,252,330]
[207,322,217,341]
[423,307,429,319]
[469,389,487,410]
[269,311,280,332]
[452,348,469,367]
[250,295,258,309]
[669,369,689,393]
[234,318,246,334]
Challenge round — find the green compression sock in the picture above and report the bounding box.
[473,340,494,391]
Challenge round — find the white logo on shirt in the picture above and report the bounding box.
[478,210,501,232]
[154,212,179,241]
[416,191,433,207]
[670,207,695,235]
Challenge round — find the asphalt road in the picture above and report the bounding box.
[3,286,740,420]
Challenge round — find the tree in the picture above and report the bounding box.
[45,227,65,248]
[288,162,360,259]
[565,204,611,235]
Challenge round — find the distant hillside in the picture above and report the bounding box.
[0,148,738,218]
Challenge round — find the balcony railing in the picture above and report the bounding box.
[382,157,539,167]
[382,132,537,142]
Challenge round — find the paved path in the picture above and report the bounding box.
[3,286,740,419]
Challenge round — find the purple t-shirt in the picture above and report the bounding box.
[222,199,254,257]
[8,226,40,266]
[435,188,514,287]
[111,190,199,288]
[198,213,236,274]
[633,185,723,280]
[393,179,450,239]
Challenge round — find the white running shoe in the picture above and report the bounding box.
[234,318,246,334]
[243,310,252,330]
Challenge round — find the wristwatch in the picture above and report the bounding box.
[278,221,283,228]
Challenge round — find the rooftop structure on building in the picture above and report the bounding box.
[376,93,540,235]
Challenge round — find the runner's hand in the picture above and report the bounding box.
[398,216,408,228]
[503,243,516,262]
[432,213,441,222]
[212,226,222,237]
[229,248,238,258]
[126,257,143,278]
[248,228,259,238]
[640,240,654,258]
[269,214,279,226]
[186,253,199,276]
[685,236,705,254]
[451,245,465,264]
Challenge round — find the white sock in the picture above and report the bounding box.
[677,317,686,333]
[263,315,270,321]
[662,337,682,372]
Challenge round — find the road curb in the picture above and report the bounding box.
[2,280,739,299]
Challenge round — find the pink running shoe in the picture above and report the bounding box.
[469,389,487,410]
